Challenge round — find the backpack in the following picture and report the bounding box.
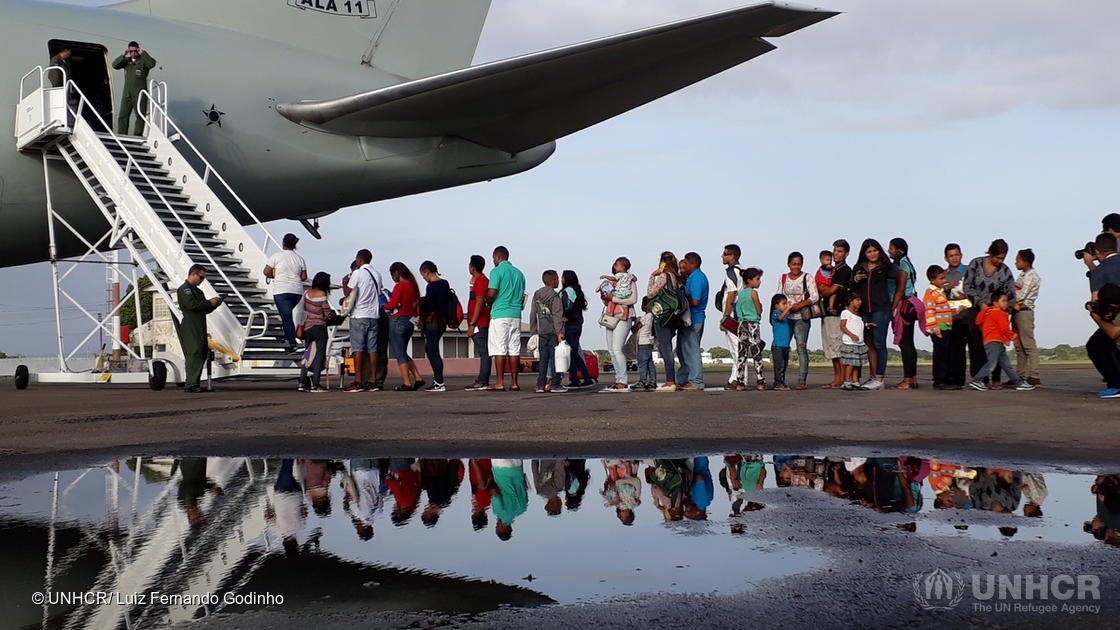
[714,265,741,313]
[447,287,465,329]
[649,274,690,328]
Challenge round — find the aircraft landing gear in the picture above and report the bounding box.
[14,364,30,390]
[148,361,167,391]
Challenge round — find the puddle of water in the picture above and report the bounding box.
[0,455,1115,629]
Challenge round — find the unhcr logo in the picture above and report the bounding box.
[912,570,1103,614]
[913,569,966,610]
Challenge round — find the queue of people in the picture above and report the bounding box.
[177,215,1120,398]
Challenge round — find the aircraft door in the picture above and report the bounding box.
[47,40,113,131]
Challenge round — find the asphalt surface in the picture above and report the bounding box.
[1,367,1117,478]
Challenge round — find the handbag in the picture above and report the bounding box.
[598,311,620,330]
[786,273,825,320]
[720,315,739,334]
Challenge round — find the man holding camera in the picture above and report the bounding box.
[1089,233,1120,301]
[1081,213,1120,275]
[1086,284,1120,399]
[112,41,156,135]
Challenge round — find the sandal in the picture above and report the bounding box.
[794,383,808,391]
[895,381,913,390]
[508,385,521,392]
[756,383,767,392]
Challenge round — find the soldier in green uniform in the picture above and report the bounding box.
[47,46,71,88]
[176,264,223,393]
[111,41,156,136]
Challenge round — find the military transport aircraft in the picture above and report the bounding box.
[1,0,836,267]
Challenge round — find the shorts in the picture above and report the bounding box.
[349,317,378,353]
[822,316,842,360]
[840,342,868,367]
[488,317,522,356]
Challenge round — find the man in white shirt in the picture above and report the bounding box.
[718,244,745,389]
[264,233,307,354]
[345,248,384,392]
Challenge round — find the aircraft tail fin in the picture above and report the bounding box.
[108,0,492,78]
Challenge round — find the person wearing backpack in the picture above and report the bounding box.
[645,251,682,392]
[676,252,709,391]
[419,260,451,392]
[888,238,919,389]
[777,252,820,390]
[529,270,566,393]
[465,255,493,391]
[717,244,746,390]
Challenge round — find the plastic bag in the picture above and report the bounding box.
[554,340,572,373]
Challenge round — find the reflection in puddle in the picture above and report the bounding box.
[0,455,1115,628]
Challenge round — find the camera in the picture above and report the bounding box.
[1074,242,1098,260]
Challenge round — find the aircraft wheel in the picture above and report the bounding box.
[14,365,30,390]
[149,361,167,391]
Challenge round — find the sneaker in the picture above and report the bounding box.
[862,379,884,391]
[412,379,427,391]
[565,381,582,389]
[723,381,740,391]
[1028,377,1042,387]
[427,382,446,392]
[1015,381,1036,391]
[464,381,486,391]
[772,384,790,391]
[968,381,988,391]
[656,383,679,392]
[368,383,383,392]
[534,387,547,393]
[841,382,856,391]
[1097,388,1120,399]
[551,386,569,393]
[580,380,596,388]
[297,382,308,392]
[308,386,328,393]
[344,383,367,393]
[678,383,700,392]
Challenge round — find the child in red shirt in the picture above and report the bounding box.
[969,291,1034,391]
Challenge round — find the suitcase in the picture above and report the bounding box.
[583,352,599,381]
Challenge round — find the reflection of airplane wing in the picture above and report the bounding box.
[277,2,838,153]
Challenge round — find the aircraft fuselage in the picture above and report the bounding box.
[0,0,554,267]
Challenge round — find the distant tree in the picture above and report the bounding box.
[118,277,154,329]
[0,351,7,359]
[708,347,732,360]
[593,350,611,364]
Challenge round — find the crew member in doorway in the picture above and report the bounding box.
[176,264,223,393]
[112,41,156,135]
[47,46,72,88]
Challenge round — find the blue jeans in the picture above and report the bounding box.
[862,310,892,377]
[654,322,677,383]
[972,342,1020,385]
[792,319,811,385]
[424,323,444,383]
[637,344,656,384]
[772,346,790,386]
[537,333,562,389]
[274,292,301,348]
[389,317,414,364]
[473,326,491,385]
[675,321,704,388]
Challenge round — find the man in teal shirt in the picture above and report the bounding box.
[490,459,528,540]
[485,246,526,391]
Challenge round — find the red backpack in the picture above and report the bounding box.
[447,288,465,329]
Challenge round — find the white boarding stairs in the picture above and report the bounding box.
[16,68,300,379]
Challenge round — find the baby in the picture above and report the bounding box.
[815,249,836,312]
[599,259,634,319]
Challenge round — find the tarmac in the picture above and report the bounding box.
[1,366,1116,477]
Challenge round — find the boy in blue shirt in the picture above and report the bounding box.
[770,294,794,391]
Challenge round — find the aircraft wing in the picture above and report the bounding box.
[276,2,837,154]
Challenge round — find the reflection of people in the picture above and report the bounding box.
[298,459,336,517]
[601,460,642,525]
[111,41,156,135]
[969,468,1022,513]
[175,264,222,393]
[1021,472,1047,518]
[419,459,464,527]
[386,458,421,526]
[685,457,713,521]
[490,459,528,540]
[564,459,591,511]
[267,459,307,555]
[1086,475,1120,547]
[468,458,494,530]
[720,455,766,516]
[174,458,222,529]
[341,459,384,540]
[533,459,567,516]
[48,47,71,88]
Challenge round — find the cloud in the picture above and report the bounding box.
[478,0,1120,130]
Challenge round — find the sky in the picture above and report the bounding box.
[2,0,1118,357]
